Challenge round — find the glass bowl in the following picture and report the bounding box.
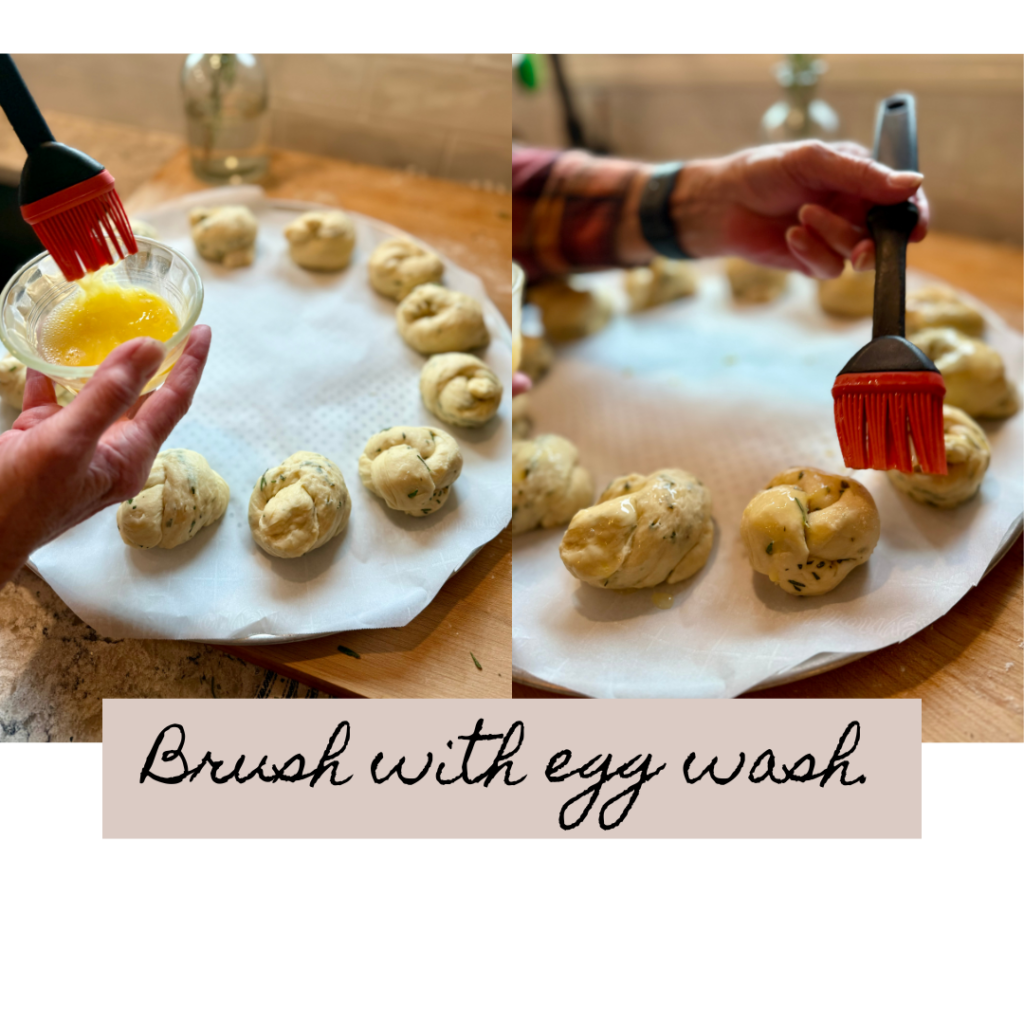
[0,237,204,395]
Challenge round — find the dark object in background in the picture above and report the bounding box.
[549,55,587,150]
[0,182,44,283]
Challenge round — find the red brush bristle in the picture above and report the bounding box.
[20,169,138,282]
[833,371,947,475]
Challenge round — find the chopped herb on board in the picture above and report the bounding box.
[470,653,482,671]
[337,645,361,659]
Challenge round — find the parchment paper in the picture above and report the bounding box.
[23,186,512,641]
[512,266,1023,698]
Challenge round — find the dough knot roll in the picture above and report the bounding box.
[359,426,462,516]
[818,263,874,318]
[625,257,697,311]
[189,205,258,268]
[420,353,503,428]
[397,284,488,354]
[888,405,991,508]
[909,327,1018,418]
[905,284,985,337]
[725,258,788,303]
[559,468,713,588]
[284,210,355,271]
[526,279,611,341]
[0,354,73,409]
[118,449,229,550]
[248,451,351,558]
[368,238,444,300]
[740,467,879,596]
[511,434,593,535]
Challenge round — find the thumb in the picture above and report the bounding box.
[53,337,165,455]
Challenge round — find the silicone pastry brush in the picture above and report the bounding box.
[832,94,946,475]
[0,54,137,281]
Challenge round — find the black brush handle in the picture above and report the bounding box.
[0,55,55,152]
[869,94,919,341]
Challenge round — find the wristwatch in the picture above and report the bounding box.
[638,162,691,260]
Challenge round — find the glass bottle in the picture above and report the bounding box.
[181,54,270,184]
[761,55,839,143]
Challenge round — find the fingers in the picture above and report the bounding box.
[784,141,925,206]
[512,372,532,397]
[120,325,212,458]
[52,338,166,457]
[798,204,866,260]
[22,368,58,410]
[785,225,845,279]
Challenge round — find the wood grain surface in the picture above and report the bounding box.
[513,231,1024,742]
[127,147,512,699]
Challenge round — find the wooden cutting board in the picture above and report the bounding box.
[127,147,512,699]
[513,232,1024,743]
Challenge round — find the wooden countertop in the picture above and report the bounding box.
[513,231,1024,743]
[127,147,512,700]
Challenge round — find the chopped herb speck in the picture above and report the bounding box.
[337,645,361,659]
[470,653,482,671]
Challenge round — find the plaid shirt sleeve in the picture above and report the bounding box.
[512,146,643,281]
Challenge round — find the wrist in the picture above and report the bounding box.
[667,158,719,258]
[617,166,659,265]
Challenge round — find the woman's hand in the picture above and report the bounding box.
[671,140,929,278]
[0,326,212,584]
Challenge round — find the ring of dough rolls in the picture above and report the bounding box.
[527,279,611,341]
[908,327,1018,418]
[368,238,444,300]
[420,352,502,428]
[117,449,230,550]
[740,467,880,597]
[248,451,351,558]
[559,469,713,589]
[511,434,593,535]
[725,258,788,303]
[397,284,488,354]
[284,210,355,271]
[905,285,985,337]
[189,205,258,268]
[817,263,874,318]
[888,405,990,508]
[625,257,698,311]
[0,354,74,409]
[359,426,462,516]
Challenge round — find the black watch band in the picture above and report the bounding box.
[638,162,691,260]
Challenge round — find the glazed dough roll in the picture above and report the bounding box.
[740,467,879,597]
[888,405,990,508]
[397,284,489,354]
[117,449,229,550]
[527,279,611,341]
[519,332,554,382]
[725,258,788,303]
[511,434,593,535]
[284,210,356,271]
[420,353,502,428]
[625,257,698,311]
[189,205,258,268]
[909,327,1018,418]
[905,285,985,337]
[368,238,444,300]
[248,452,351,558]
[559,469,713,589]
[818,262,874,318]
[359,426,462,516]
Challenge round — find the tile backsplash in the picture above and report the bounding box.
[12,54,511,188]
